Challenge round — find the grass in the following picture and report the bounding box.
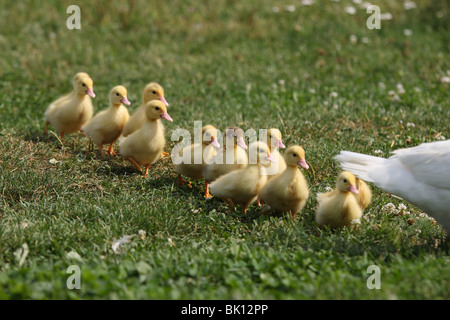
[0,0,449,299]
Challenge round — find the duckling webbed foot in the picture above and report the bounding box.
[177,174,192,188]
[143,164,150,177]
[107,143,116,156]
[204,181,214,199]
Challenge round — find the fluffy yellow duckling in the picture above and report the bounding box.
[122,82,168,137]
[203,126,248,198]
[174,125,221,187]
[81,85,130,156]
[44,72,96,142]
[315,171,362,228]
[263,128,287,178]
[119,100,173,176]
[259,146,309,219]
[209,141,275,215]
[355,177,372,210]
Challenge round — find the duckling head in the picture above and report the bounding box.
[142,82,169,106]
[110,85,131,106]
[144,100,173,122]
[248,141,276,166]
[73,72,95,98]
[267,128,286,150]
[225,126,247,150]
[285,146,309,169]
[202,125,220,148]
[336,171,359,194]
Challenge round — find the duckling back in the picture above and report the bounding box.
[45,72,95,136]
[122,105,146,137]
[174,143,217,180]
[82,105,129,146]
[120,119,165,165]
[119,100,171,166]
[209,164,265,205]
[316,192,362,228]
[46,93,94,135]
[204,146,248,183]
[260,167,309,214]
[355,178,372,210]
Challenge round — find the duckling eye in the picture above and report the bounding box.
[82,83,86,87]
[343,179,348,183]
[116,93,120,96]
[152,91,157,94]
[293,153,297,157]
[155,107,160,110]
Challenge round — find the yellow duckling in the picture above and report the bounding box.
[122,82,168,137]
[203,126,248,198]
[315,171,362,228]
[355,177,372,210]
[44,72,96,142]
[209,141,275,215]
[119,100,173,176]
[263,128,287,179]
[174,125,221,187]
[259,146,309,219]
[81,85,130,156]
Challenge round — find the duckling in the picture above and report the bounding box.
[355,177,372,210]
[44,72,96,142]
[262,128,287,178]
[315,171,362,228]
[209,141,275,215]
[81,85,130,156]
[122,82,168,137]
[119,100,173,176]
[174,125,220,187]
[203,126,248,198]
[259,146,309,219]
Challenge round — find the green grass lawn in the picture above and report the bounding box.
[0,0,449,299]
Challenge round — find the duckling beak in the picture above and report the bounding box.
[85,88,96,98]
[160,112,173,122]
[277,139,286,149]
[160,96,169,107]
[211,137,220,149]
[265,153,277,163]
[120,96,131,106]
[237,138,248,150]
[297,159,309,169]
[348,184,359,194]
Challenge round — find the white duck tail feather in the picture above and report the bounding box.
[334,151,387,183]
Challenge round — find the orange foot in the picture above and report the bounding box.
[106,142,117,156]
[177,174,192,188]
[204,181,214,199]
